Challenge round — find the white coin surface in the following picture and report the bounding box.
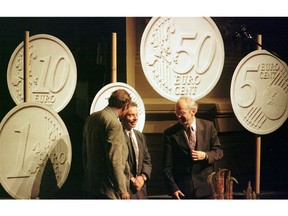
[7,34,77,112]
[140,17,225,102]
[231,50,288,135]
[90,82,145,132]
[0,102,72,199]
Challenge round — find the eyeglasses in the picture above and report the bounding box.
[174,110,190,116]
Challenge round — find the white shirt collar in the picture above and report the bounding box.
[190,119,196,131]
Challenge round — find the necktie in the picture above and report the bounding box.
[129,131,139,173]
[187,126,196,150]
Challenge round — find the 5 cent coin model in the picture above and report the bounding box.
[230,50,288,135]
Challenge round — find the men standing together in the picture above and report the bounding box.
[82,89,222,199]
[82,89,152,199]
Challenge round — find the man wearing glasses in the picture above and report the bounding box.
[162,96,223,199]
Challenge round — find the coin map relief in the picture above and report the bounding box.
[90,82,146,132]
[140,17,225,102]
[231,50,288,135]
[7,34,77,113]
[0,102,72,199]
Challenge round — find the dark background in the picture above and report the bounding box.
[0,17,287,199]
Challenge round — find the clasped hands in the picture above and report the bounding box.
[131,175,145,191]
[191,150,207,161]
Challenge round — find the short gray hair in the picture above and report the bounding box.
[176,96,198,111]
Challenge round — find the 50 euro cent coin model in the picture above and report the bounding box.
[0,102,72,199]
[140,17,224,101]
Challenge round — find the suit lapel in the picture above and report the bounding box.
[134,130,143,172]
[195,119,204,150]
[174,128,191,154]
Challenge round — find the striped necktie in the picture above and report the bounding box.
[129,131,139,173]
[187,126,196,150]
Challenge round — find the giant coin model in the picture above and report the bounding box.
[0,102,72,199]
[1,34,75,199]
[90,82,145,132]
[231,50,288,135]
[7,34,77,113]
[140,17,225,101]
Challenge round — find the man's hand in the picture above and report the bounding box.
[131,175,145,191]
[121,192,130,199]
[191,150,207,161]
[172,190,185,200]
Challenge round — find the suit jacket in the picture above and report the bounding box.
[124,129,152,199]
[163,118,223,198]
[82,106,130,199]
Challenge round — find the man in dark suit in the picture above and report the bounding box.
[82,89,131,199]
[122,101,152,199]
[163,96,223,199]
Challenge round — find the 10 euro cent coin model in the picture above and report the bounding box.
[7,34,77,112]
[231,50,288,135]
[140,17,225,101]
[0,102,72,199]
